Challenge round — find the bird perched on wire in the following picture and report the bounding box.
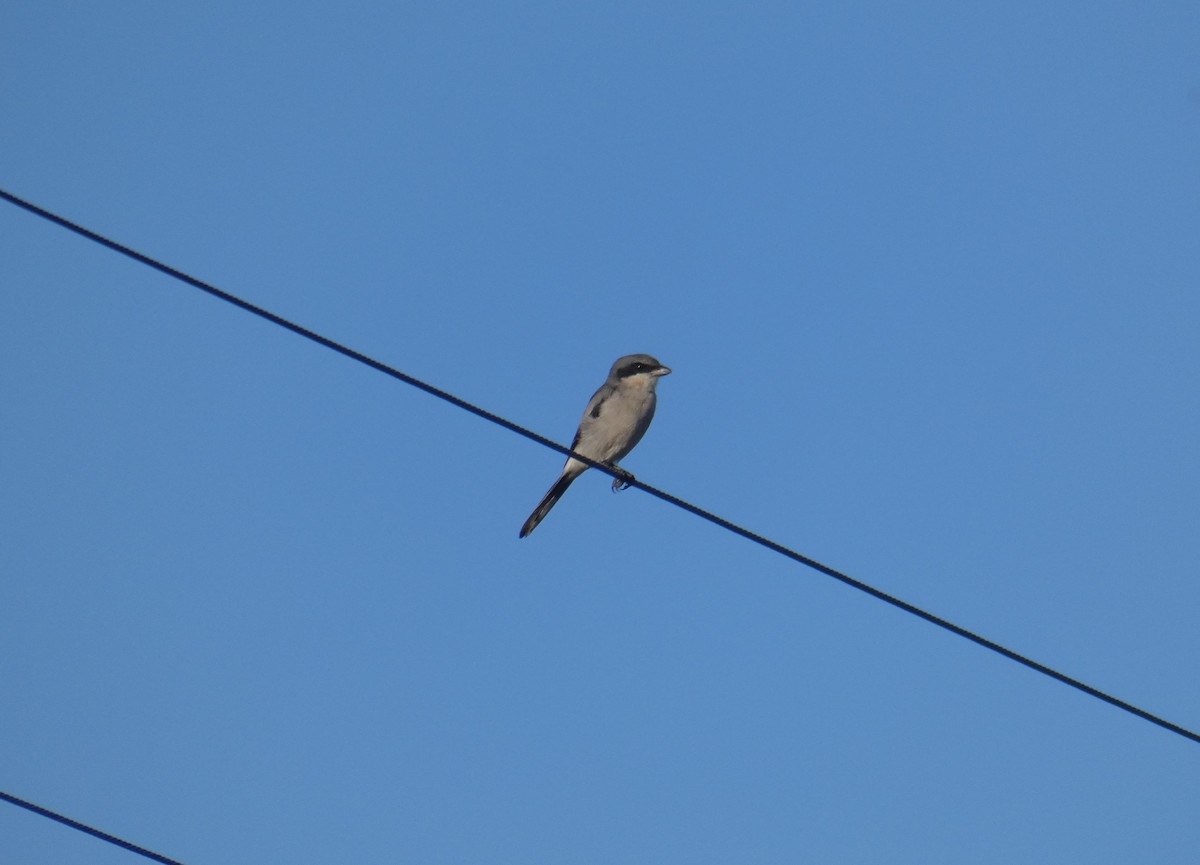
[519,354,671,538]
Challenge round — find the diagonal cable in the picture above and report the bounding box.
[0,790,189,865]
[2,186,1197,747]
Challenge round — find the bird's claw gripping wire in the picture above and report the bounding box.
[609,465,635,492]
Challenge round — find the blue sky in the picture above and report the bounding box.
[3,2,1199,862]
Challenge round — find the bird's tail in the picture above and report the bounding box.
[519,472,578,538]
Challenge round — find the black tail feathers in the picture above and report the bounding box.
[519,473,577,538]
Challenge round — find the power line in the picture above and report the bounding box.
[0,790,189,865]
[2,186,1197,752]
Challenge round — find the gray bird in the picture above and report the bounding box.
[519,354,671,538]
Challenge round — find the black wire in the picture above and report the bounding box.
[3,186,1198,753]
[0,790,188,865]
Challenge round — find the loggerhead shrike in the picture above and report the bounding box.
[519,353,671,538]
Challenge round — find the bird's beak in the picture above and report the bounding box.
[653,366,671,376]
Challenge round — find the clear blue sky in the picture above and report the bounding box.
[3,3,1199,863]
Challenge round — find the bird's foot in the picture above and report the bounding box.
[608,465,635,492]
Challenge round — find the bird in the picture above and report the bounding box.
[519,353,671,538]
